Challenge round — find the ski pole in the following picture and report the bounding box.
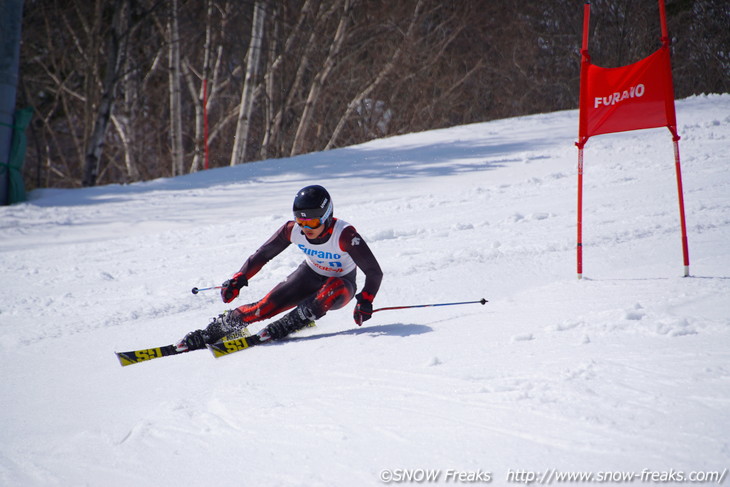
[373,298,487,313]
[191,285,223,295]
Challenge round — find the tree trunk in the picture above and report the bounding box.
[82,0,129,187]
[260,0,317,159]
[115,9,140,182]
[325,0,422,150]
[182,62,202,174]
[290,0,351,157]
[258,7,279,161]
[168,0,184,177]
[230,1,266,166]
[186,0,215,173]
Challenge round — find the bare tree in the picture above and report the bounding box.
[82,0,131,187]
[230,1,266,166]
[167,0,184,177]
[325,0,422,150]
[18,0,729,190]
[290,0,352,156]
[184,0,216,173]
[262,0,325,159]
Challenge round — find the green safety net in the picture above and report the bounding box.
[1,107,33,205]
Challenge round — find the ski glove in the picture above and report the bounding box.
[353,292,374,326]
[221,272,248,303]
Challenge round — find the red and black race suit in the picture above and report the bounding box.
[232,219,382,323]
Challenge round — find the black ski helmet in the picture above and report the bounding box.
[292,185,333,227]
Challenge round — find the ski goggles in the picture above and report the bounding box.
[295,217,323,229]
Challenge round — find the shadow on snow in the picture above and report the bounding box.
[284,323,433,343]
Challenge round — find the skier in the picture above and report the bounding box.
[176,185,383,351]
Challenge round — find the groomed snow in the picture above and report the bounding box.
[1,95,728,486]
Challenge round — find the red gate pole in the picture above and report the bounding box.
[203,78,210,170]
[576,1,591,279]
[577,145,585,279]
[658,0,670,46]
[659,0,690,276]
[671,130,690,277]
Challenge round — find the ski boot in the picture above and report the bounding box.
[175,310,246,352]
[255,304,317,343]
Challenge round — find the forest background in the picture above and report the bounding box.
[18,0,730,189]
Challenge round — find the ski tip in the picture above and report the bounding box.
[115,352,137,367]
[115,345,180,367]
[207,343,225,359]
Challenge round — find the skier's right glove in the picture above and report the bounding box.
[353,292,374,326]
[221,272,248,303]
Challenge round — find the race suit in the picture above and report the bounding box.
[232,218,382,323]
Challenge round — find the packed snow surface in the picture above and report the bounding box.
[1,95,729,486]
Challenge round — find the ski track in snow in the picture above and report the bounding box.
[1,95,729,486]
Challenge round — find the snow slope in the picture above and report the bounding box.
[1,95,728,486]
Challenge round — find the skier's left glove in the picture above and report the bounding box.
[221,272,248,303]
[353,292,374,326]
